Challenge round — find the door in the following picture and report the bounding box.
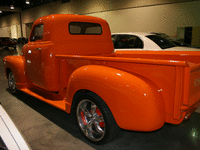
[191,26,200,47]
[184,27,193,45]
[26,24,44,87]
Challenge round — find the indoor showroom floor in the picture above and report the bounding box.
[0,45,200,150]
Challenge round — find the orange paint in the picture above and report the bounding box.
[3,14,200,132]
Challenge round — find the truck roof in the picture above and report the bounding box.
[31,14,112,42]
[33,14,108,27]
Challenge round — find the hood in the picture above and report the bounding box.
[165,46,200,51]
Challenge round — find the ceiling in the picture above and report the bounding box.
[0,0,61,17]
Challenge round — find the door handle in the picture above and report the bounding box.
[35,48,41,51]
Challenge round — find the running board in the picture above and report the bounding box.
[20,88,66,111]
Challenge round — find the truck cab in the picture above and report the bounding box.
[22,14,114,91]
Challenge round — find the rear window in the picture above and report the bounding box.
[69,22,102,35]
[146,35,176,49]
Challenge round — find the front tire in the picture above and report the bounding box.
[76,92,120,144]
[8,72,18,94]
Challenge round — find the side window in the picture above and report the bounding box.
[134,37,144,48]
[114,35,135,49]
[30,24,44,41]
[69,22,102,35]
[114,35,143,49]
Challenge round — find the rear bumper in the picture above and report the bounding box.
[166,100,200,125]
[185,100,200,116]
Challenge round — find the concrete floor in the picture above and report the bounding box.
[0,45,200,150]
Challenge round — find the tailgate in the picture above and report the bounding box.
[188,63,200,107]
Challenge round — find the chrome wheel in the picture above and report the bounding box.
[76,99,105,142]
[8,72,17,93]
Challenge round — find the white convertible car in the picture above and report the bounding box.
[112,32,200,51]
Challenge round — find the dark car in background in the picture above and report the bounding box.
[0,37,17,49]
[17,37,28,44]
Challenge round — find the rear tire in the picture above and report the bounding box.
[76,92,120,144]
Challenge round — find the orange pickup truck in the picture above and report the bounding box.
[3,14,200,144]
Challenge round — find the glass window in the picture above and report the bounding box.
[134,37,143,48]
[146,35,176,49]
[114,35,143,49]
[70,25,81,34]
[69,22,102,35]
[31,24,44,41]
[111,35,117,43]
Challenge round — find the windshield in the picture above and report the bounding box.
[146,35,176,49]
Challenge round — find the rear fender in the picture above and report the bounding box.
[66,65,165,131]
[3,55,26,90]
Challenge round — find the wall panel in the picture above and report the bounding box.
[88,1,200,36]
[0,27,10,37]
[0,0,200,38]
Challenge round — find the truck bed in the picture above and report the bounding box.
[56,50,200,124]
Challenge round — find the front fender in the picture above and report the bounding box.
[66,65,165,131]
[3,55,26,89]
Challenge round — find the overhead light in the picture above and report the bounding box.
[0,11,2,13]
[26,0,30,4]
[10,5,14,10]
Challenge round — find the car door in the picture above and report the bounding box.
[26,24,44,87]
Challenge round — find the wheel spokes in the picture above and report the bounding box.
[94,123,104,134]
[85,121,95,139]
[91,103,97,114]
[79,102,92,118]
[97,116,104,122]
[77,99,106,142]
[8,73,16,93]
